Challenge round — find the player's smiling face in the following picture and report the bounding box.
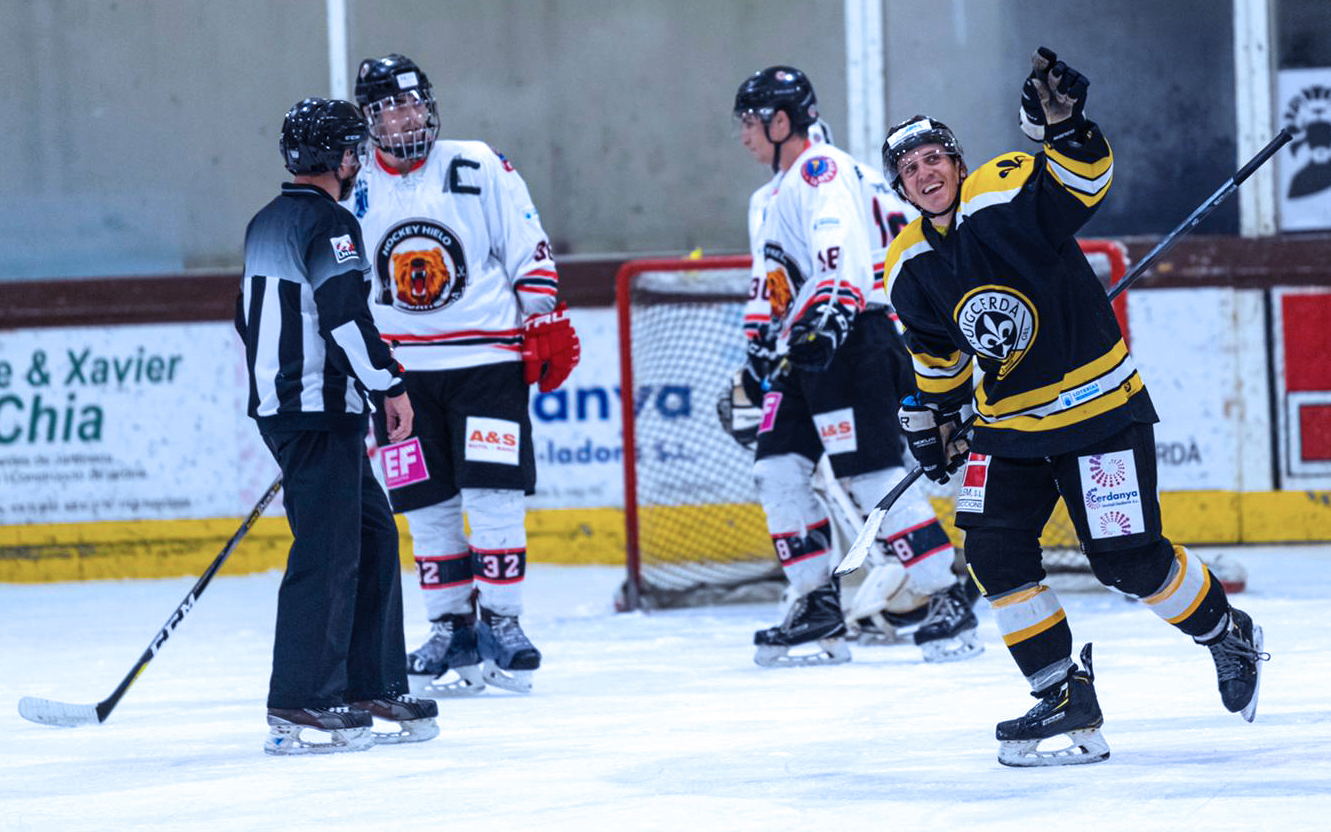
[898,143,962,216]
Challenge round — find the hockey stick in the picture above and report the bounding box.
[835,127,1292,578]
[18,474,284,727]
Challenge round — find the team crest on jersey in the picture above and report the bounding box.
[762,242,804,320]
[801,156,837,186]
[375,219,468,312]
[955,286,1038,379]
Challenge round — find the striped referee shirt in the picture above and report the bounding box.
[236,183,404,432]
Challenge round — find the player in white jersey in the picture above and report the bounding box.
[348,54,580,696]
[729,66,980,666]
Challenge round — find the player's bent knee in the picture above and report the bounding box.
[1085,539,1174,597]
[959,527,1045,597]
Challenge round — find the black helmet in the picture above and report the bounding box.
[881,115,965,195]
[279,97,368,175]
[733,66,819,132]
[355,53,439,161]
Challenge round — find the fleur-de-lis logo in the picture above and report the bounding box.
[996,156,1027,178]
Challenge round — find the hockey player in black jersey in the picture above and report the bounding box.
[238,98,438,754]
[880,48,1267,766]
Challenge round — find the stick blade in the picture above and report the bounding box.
[18,696,103,727]
[833,507,886,578]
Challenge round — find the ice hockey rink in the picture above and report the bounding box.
[3,544,1329,832]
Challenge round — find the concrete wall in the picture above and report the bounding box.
[0,0,1284,281]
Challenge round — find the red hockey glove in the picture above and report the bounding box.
[521,302,580,392]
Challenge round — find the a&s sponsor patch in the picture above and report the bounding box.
[1079,450,1145,538]
[465,416,521,465]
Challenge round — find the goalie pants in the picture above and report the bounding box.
[957,421,1231,689]
[261,421,409,709]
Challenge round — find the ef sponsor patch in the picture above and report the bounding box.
[464,416,521,465]
[381,437,429,489]
[801,156,837,186]
[759,391,782,433]
[813,407,857,455]
[330,234,358,264]
[954,452,989,514]
[1079,450,1145,538]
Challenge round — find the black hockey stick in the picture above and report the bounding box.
[18,474,284,726]
[835,127,1292,578]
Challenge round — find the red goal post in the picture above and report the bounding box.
[616,240,1129,610]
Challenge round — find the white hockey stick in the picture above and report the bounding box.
[835,127,1293,579]
[18,474,283,727]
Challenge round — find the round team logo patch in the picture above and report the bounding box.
[801,156,837,186]
[374,218,468,312]
[955,286,1037,379]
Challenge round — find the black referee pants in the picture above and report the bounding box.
[261,421,408,709]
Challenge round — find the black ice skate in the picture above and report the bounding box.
[477,607,542,694]
[407,613,486,698]
[753,582,851,667]
[351,695,441,745]
[913,581,983,662]
[1201,607,1268,722]
[996,644,1110,767]
[264,706,373,756]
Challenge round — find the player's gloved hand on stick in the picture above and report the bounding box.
[786,302,852,373]
[742,326,780,400]
[898,394,970,484]
[521,302,581,392]
[1019,46,1089,144]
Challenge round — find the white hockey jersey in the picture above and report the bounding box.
[347,140,559,371]
[745,141,914,348]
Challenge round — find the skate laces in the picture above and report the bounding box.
[1208,629,1267,677]
[488,613,531,649]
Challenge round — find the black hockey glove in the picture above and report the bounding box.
[742,326,780,400]
[898,394,970,484]
[786,302,852,373]
[1020,46,1089,144]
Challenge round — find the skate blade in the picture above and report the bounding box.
[408,664,487,698]
[919,629,984,663]
[263,724,374,756]
[753,638,852,668]
[845,626,908,647]
[1240,625,1265,723]
[371,716,440,745]
[482,661,534,694]
[997,727,1111,767]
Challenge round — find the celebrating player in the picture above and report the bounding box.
[730,66,980,667]
[881,47,1267,766]
[238,97,439,754]
[348,54,580,696]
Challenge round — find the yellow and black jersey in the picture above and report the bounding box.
[883,123,1157,458]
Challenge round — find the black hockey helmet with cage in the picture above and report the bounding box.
[733,66,819,132]
[881,115,965,196]
[279,97,368,175]
[354,53,440,161]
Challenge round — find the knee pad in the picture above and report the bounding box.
[753,454,821,534]
[1085,539,1173,597]
[405,496,466,554]
[462,488,526,551]
[959,527,1044,597]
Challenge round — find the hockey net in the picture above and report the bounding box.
[616,243,1130,610]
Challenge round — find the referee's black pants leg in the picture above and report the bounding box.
[262,422,408,709]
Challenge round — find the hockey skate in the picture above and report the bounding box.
[477,607,542,694]
[913,581,983,662]
[351,695,440,745]
[754,582,851,667]
[264,706,374,756]
[1201,607,1268,722]
[407,613,486,698]
[996,644,1110,767]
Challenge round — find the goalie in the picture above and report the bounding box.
[727,66,981,668]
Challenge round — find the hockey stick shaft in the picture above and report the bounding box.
[835,128,1291,578]
[18,474,283,727]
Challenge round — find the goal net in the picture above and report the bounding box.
[616,243,1129,610]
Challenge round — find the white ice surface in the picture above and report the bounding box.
[3,545,1331,832]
